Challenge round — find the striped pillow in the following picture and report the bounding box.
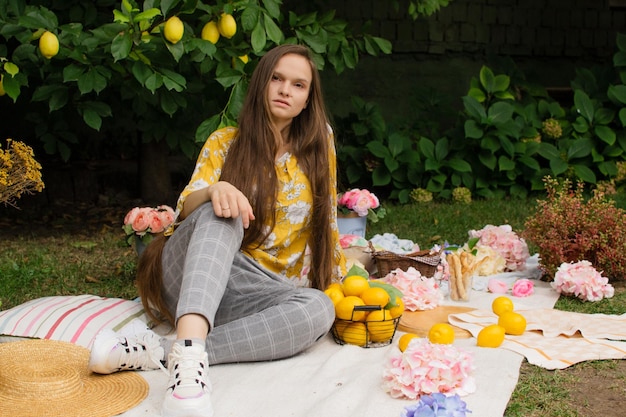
[0,294,149,348]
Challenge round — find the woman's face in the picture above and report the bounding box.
[267,53,312,130]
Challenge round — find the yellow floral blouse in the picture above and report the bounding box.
[173,126,346,286]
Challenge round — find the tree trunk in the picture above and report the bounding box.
[139,140,174,205]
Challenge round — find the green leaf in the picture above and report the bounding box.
[113,9,130,23]
[447,158,472,172]
[111,32,132,61]
[594,125,616,145]
[165,39,184,62]
[372,166,391,186]
[620,108,626,127]
[367,141,390,158]
[462,95,486,121]
[262,0,281,19]
[614,50,626,67]
[467,87,486,102]
[240,7,259,31]
[419,137,435,159]
[134,8,161,22]
[63,64,84,82]
[607,84,626,105]
[573,90,594,123]
[251,21,267,53]
[493,74,510,92]
[498,155,515,171]
[49,88,68,111]
[3,62,19,76]
[82,108,102,130]
[371,36,392,54]
[594,107,614,125]
[567,138,592,160]
[478,152,497,170]
[488,101,514,126]
[479,65,495,93]
[464,120,483,139]
[131,61,152,86]
[573,164,596,183]
[549,158,568,176]
[161,0,179,15]
[263,12,283,44]
[195,114,221,143]
[572,116,589,133]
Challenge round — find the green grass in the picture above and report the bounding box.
[1,197,625,416]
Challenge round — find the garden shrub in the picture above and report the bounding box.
[522,176,626,281]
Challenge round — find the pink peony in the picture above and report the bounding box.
[469,224,529,272]
[123,205,176,243]
[552,260,614,302]
[512,278,534,297]
[381,267,443,311]
[382,338,475,400]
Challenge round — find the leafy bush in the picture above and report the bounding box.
[522,176,626,281]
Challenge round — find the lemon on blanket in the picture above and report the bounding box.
[366,309,396,342]
[492,296,514,317]
[428,323,455,344]
[398,333,418,352]
[498,311,527,335]
[342,275,369,297]
[341,322,368,346]
[477,324,506,347]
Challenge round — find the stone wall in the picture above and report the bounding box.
[305,0,626,123]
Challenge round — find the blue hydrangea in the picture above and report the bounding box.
[401,393,471,417]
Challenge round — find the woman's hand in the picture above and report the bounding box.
[208,181,255,228]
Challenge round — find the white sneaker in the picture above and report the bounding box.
[162,340,214,417]
[88,319,165,374]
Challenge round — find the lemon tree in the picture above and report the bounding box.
[0,0,396,202]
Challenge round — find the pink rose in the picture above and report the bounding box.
[512,278,534,297]
[487,279,508,294]
[124,207,141,225]
[131,208,152,234]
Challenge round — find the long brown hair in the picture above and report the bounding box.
[220,44,335,291]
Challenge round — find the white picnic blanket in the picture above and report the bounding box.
[122,266,561,417]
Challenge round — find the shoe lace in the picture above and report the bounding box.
[120,333,168,374]
[168,347,211,395]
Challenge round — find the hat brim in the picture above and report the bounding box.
[0,339,149,417]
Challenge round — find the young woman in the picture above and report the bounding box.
[89,44,347,417]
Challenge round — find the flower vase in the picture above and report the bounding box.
[337,212,367,238]
[135,235,147,257]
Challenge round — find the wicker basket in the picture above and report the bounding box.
[331,305,401,348]
[371,244,442,278]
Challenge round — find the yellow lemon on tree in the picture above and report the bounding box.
[428,323,455,344]
[164,16,184,44]
[335,295,366,321]
[366,309,396,342]
[0,75,6,96]
[398,333,418,352]
[360,287,390,307]
[341,322,368,346]
[218,13,237,39]
[498,311,527,335]
[492,296,515,317]
[201,20,220,44]
[39,31,59,59]
[323,286,344,306]
[231,54,249,68]
[342,275,369,297]
[387,296,405,319]
[477,324,506,348]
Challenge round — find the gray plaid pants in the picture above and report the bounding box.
[161,202,334,364]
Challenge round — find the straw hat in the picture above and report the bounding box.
[0,338,149,417]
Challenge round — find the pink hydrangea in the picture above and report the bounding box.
[381,267,443,311]
[468,224,529,272]
[337,188,380,217]
[552,260,615,302]
[382,338,476,400]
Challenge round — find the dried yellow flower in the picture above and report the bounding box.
[0,139,45,207]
